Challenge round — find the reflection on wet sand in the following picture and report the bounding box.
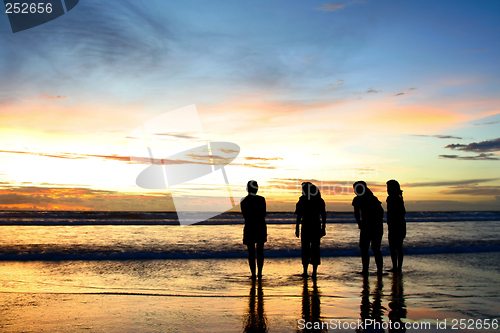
[297,278,327,332]
[388,273,407,333]
[357,273,407,333]
[244,279,268,333]
[358,275,385,333]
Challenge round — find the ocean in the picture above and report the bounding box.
[1,211,499,261]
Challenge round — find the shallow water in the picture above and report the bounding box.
[1,221,499,260]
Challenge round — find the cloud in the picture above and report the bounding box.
[403,178,499,187]
[0,148,278,171]
[439,153,500,161]
[445,138,500,153]
[328,79,344,88]
[473,121,499,126]
[315,3,346,12]
[244,157,283,161]
[353,88,382,96]
[40,94,67,100]
[440,186,500,196]
[270,178,386,196]
[411,134,463,140]
[0,0,172,96]
[0,185,173,211]
[395,93,404,96]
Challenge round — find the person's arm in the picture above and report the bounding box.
[354,207,361,229]
[321,211,326,233]
[295,215,301,238]
[263,197,267,218]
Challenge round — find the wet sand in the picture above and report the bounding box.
[1,253,499,332]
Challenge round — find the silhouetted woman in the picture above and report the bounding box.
[295,182,326,278]
[241,180,267,279]
[386,179,406,272]
[352,181,384,275]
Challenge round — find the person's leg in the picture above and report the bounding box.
[247,244,256,278]
[256,242,264,278]
[389,233,397,271]
[389,245,397,271]
[311,238,320,278]
[301,238,310,276]
[372,233,383,274]
[396,239,404,271]
[359,230,370,274]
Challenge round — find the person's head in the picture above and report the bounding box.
[353,180,370,197]
[386,179,402,197]
[301,182,320,199]
[247,180,258,195]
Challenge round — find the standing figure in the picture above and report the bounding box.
[295,182,326,278]
[241,180,267,279]
[386,179,406,272]
[352,181,384,275]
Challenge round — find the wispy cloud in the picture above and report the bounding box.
[395,92,404,96]
[441,186,500,196]
[40,94,67,100]
[315,3,346,12]
[0,185,172,211]
[445,138,500,152]
[439,153,500,161]
[411,134,463,140]
[473,121,499,126]
[328,79,345,88]
[403,178,499,187]
[244,157,283,161]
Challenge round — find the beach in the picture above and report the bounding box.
[1,253,499,332]
[1,213,499,332]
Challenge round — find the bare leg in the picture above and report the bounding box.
[301,238,310,277]
[389,244,397,271]
[397,242,404,271]
[360,246,369,274]
[247,244,256,279]
[312,264,318,278]
[256,242,264,278]
[372,234,383,274]
[373,246,383,274]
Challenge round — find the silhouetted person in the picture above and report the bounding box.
[297,277,326,332]
[386,180,406,272]
[243,279,268,332]
[295,182,326,278]
[352,181,384,275]
[241,180,267,279]
[388,272,407,333]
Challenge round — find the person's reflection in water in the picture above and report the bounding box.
[357,275,385,333]
[297,278,327,332]
[388,273,407,333]
[244,279,268,333]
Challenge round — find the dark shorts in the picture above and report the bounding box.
[359,229,383,250]
[388,229,406,247]
[301,237,321,266]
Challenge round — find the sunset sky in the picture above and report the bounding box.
[1,0,499,212]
